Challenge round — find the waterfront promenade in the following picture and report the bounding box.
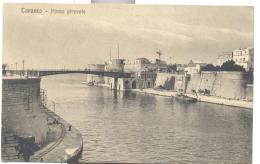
[133,88,253,109]
[93,83,253,109]
[30,107,83,163]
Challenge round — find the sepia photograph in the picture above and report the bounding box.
[1,2,254,163]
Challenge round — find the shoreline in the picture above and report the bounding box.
[93,83,253,109]
[31,107,83,163]
[133,88,253,109]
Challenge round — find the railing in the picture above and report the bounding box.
[40,89,48,107]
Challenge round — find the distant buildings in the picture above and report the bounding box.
[216,47,254,71]
[176,64,186,72]
[184,60,207,74]
[232,47,254,71]
[124,58,157,73]
[216,52,233,66]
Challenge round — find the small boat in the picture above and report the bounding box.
[87,81,94,86]
[81,81,94,86]
[175,93,197,103]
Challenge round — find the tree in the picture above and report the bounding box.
[201,64,218,71]
[221,60,245,72]
[167,64,177,72]
[2,64,7,76]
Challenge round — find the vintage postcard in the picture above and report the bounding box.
[2,3,253,163]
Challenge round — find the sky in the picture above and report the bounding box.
[3,4,254,69]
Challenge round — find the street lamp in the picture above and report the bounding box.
[22,60,25,76]
[15,62,17,74]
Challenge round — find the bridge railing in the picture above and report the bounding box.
[5,69,132,78]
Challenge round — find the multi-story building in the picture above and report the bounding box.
[216,52,233,66]
[124,58,157,73]
[120,57,157,89]
[232,47,254,71]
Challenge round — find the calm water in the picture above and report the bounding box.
[41,74,252,163]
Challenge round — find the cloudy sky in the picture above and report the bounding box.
[3,4,253,69]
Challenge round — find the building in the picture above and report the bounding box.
[104,59,125,72]
[176,64,186,72]
[154,59,168,72]
[124,58,157,73]
[122,57,157,89]
[103,57,158,90]
[232,47,254,71]
[216,52,233,66]
[184,60,208,74]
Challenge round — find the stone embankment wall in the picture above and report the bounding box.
[154,73,175,90]
[2,78,48,144]
[155,73,187,91]
[155,72,253,100]
[186,71,252,99]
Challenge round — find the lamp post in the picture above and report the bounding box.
[156,50,162,72]
[22,60,25,76]
[15,62,17,74]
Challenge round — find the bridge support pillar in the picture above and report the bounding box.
[113,78,118,90]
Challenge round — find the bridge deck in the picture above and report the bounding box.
[6,70,131,78]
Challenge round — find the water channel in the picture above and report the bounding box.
[41,74,252,163]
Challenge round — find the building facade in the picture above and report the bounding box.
[104,59,125,72]
[216,52,233,66]
[124,58,157,73]
[176,64,186,72]
[232,47,254,71]
[184,60,208,74]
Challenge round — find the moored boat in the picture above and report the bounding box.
[87,81,94,86]
[81,81,94,86]
[175,93,198,103]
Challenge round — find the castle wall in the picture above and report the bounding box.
[154,72,253,100]
[186,71,251,99]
